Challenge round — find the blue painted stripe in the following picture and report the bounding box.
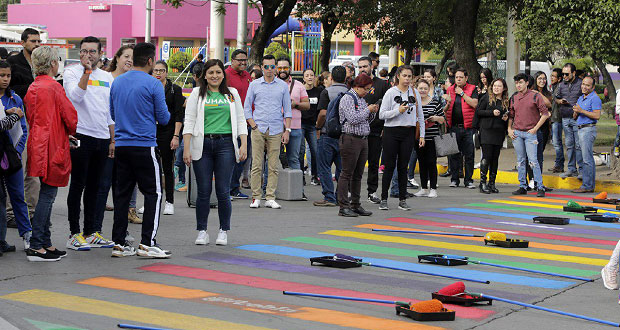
[443,207,620,229]
[237,244,574,289]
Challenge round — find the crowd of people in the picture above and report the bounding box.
[0,29,605,261]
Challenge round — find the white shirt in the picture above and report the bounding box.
[379,86,425,138]
[63,65,114,139]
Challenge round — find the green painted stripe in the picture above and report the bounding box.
[466,203,581,216]
[282,236,599,277]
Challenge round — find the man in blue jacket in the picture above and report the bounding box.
[109,43,170,259]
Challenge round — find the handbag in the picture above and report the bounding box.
[0,132,21,176]
[434,124,460,157]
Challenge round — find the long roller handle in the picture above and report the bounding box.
[372,229,484,237]
[283,291,396,304]
[368,263,490,284]
[118,325,175,330]
[479,294,620,327]
[472,260,593,282]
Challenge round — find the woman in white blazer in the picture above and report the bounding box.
[183,59,247,246]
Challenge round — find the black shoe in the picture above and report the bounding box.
[310,177,320,186]
[536,188,546,197]
[479,182,491,194]
[339,208,359,217]
[488,182,499,193]
[352,206,372,216]
[0,241,15,253]
[45,247,67,258]
[26,248,61,262]
[6,218,17,229]
[542,185,553,192]
[439,170,451,178]
[512,187,527,195]
[301,194,308,201]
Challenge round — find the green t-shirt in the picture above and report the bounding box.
[204,92,232,134]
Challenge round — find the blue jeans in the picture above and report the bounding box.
[192,137,235,231]
[614,125,620,148]
[30,181,58,250]
[513,130,543,188]
[562,117,583,174]
[552,121,564,169]
[175,140,186,183]
[6,168,31,237]
[317,134,341,203]
[229,137,247,195]
[390,149,418,195]
[285,128,303,170]
[301,123,319,177]
[578,126,597,190]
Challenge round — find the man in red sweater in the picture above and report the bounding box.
[444,68,479,189]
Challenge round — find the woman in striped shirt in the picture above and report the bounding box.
[413,79,445,198]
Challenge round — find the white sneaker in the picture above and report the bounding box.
[137,206,144,214]
[23,231,31,250]
[428,189,438,198]
[414,189,429,197]
[265,200,281,209]
[528,179,535,189]
[602,264,619,290]
[111,244,136,257]
[66,233,91,251]
[163,202,174,215]
[84,232,114,248]
[474,162,481,169]
[137,244,171,258]
[250,199,260,208]
[195,230,208,245]
[409,178,419,189]
[215,229,228,246]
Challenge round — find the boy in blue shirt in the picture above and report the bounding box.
[109,43,170,258]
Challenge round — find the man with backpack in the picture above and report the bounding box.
[508,73,550,197]
[313,66,348,207]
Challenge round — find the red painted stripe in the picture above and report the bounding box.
[140,263,494,320]
[387,217,616,246]
[526,192,591,200]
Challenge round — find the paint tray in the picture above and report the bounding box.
[593,198,620,205]
[418,254,468,266]
[309,256,362,268]
[562,206,597,213]
[484,239,529,248]
[532,216,570,225]
[395,305,456,321]
[431,292,492,306]
[584,214,619,223]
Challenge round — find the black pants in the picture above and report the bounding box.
[481,144,502,181]
[448,127,475,185]
[337,134,368,209]
[366,134,382,195]
[157,138,174,203]
[381,127,415,200]
[112,146,163,246]
[415,139,438,189]
[67,134,110,236]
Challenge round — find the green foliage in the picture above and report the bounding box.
[168,51,192,71]
[554,57,595,73]
[264,42,289,60]
[595,84,606,94]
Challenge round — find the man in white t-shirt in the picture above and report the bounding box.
[63,36,115,251]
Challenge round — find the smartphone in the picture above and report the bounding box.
[70,139,80,148]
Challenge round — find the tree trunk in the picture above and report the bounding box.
[320,15,339,73]
[452,0,482,85]
[404,45,414,65]
[436,48,453,78]
[593,56,616,104]
[248,0,297,65]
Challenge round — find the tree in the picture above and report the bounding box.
[168,51,192,71]
[264,41,288,59]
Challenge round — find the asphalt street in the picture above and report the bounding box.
[0,173,617,330]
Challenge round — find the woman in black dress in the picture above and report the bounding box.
[476,78,509,193]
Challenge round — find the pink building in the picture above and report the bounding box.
[8,0,261,58]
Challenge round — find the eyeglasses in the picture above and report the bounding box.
[277,66,290,71]
[263,65,276,70]
[153,69,166,74]
[562,73,571,76]
[233,58,248,62]
[80,49,98,55]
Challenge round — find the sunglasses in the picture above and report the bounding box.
[263,65,275,70]
[277,66,290,71]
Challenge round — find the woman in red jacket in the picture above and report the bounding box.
[24,46,78,262]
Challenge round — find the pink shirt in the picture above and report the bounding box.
[287,78,309,129]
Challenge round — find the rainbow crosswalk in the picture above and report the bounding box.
[0,191,614,329]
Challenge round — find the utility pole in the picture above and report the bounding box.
[237,0,248,51]
[506,11,520,96]
[210,0,225,60]
[145,0,152,43]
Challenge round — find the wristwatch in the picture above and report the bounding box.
[251,126,258,130]
[84,69,93,75]
[459,92,465,97]
[285,128,292,133]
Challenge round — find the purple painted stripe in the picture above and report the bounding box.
[418,212,620,238]
[187,251,538,301]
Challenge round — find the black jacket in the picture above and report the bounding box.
[476,93,508,145]
[156,79,185,141]
[365,76,390,136]
[7,51,34,100]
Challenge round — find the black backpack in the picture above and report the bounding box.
[325,91,357,139]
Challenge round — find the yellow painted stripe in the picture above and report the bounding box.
[489,199,620,215]
[356,224,611,256]
[79,277,442,330]
[1,290,270,330]
[320,230,607,267]
[512,196,620,212]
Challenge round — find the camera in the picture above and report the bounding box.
[394,95,416,105]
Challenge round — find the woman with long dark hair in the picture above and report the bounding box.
[476,78,509,193]
[478,68,493,97]
[526,71,553,191]
[378,65,425,211]
[107,45,133,79]
[183,59,247,246]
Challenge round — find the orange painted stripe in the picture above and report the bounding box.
[511,196,620,210]
[356,224,612,256]
[79,277,443,330]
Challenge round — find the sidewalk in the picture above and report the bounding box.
[435,145,620,193]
